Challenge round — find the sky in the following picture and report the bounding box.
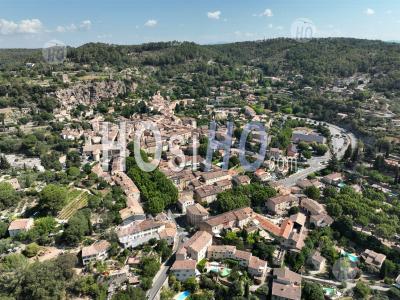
[0,0,400,48]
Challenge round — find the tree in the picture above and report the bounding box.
[380,259,398,279]
[288,206,300,216]
[215,189,250,213]
[71,275,107,299]
[140,256,161,278]
[24,242,40,258]
[304,186,320,200]
[62,210,91,245]
[313,144,328,156]
[160,287,175,300]
[66,151,81,168]
[353,282,371,299]
[39,184,68,214]
[183,276,199,293]
[155,239,172,261]
[388,287,400,300]
[343,144,353,161]
[0,155,10,170]
[328,154,341,172]
[67,166,80,178]
[0,182,19,210]
[0,221,8,238]
[303,150,312,159]
[112,287,146,300]
[302,282,324,300]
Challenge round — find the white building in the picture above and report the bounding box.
[170,259,197,282]
[8,218,34,237]
[82,240,111,265]
[117,219,165,248]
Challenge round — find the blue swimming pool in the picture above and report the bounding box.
[341,251,359,263]
[175,290,190,300]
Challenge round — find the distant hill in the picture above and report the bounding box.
[1,38,400,92]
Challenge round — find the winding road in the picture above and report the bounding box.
[277,118,357,187]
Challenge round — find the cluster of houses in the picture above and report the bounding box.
[170,230,268,284]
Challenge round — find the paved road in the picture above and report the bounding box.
[277,119,357,187]
[147,231,187,300]
[147,259,173,300]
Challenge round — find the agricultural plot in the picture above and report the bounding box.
[57,189,89,220]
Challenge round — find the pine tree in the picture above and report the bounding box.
[0,155,10,170]
[343,144,352,161]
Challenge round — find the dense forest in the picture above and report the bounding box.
[1,38,400,92]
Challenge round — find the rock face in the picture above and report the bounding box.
[56,80,130,108]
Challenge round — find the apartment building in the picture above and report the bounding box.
[177,192,195,214]
[200,170,231,185]
[199,207,254,235]
[117,219,165,248]
[266,195,299,215]
[194,185,222,204]
[186,203,209,227]
[176,230,213,262]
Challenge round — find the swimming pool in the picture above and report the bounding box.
[219,267,231,277]
[175,291,190,300]
[341,250,359,263]
[323,287,336,296]
[208,266,231,277]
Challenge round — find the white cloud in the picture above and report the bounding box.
[261,9,273,17]
[364,8,375,16]
[144,19,158,27]
[207,11,221,20]
[80,20,91,31]
[254,8,273,17]
[55,20,91,33]
[0,18,43,35]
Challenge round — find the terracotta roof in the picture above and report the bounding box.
[274,267,302,284]
[195,185,222,198]
[186,203,209,216]
[272,282,301,300]
[159,227,177,239]
[184,230,213,253]
[254,214,293,239]
[300,198,324,215]
[249,256,267,270]
[116,219,163,238]
[8,218,33,231]
[204,207,253,227]
[82,240,110,257]
[324,172,342,181]
[268,194,298,205]
[171,259,197,270]
[289,213,306,227]
[234,250,252,261]
[207,245,236,253]
[201,170,230,181]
